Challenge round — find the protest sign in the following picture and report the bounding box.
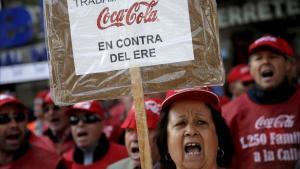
[44,0,222,168]
[44,0,223,105]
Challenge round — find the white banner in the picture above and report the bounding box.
[67,0,194,75]
[0,62,49,84]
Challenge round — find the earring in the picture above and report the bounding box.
[218,147,225,158]
[164,153,171,161]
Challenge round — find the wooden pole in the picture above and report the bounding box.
[130,67,153,169]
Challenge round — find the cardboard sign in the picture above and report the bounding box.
[67,0,194,75]
[44,0,224,105]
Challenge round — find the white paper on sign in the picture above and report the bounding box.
[67,0,194,75]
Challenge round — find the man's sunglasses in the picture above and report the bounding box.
[69,114,101,125]
[242,81,253,87]
[0,113,26,125]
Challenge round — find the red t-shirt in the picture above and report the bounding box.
[222,86,300,169]
[64,142,128,169]
[29,131,74,155]
[0,145,61,169]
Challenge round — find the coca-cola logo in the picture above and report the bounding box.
[255,115,295,129]
[97,0,159,30]
[74,101,92,109]
[145,100,161,115]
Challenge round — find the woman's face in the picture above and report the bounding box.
[167,100,218,169]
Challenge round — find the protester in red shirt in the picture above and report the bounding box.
[27,89,48,136]
[41,91,74,155]
[64,100,128,169]
[222,35,300,169]
[156,89,234,169]
[0,94,63,169]
[108,98,162,169]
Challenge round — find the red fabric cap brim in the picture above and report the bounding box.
[161,89,220,112]
[249,42,287,57]
[238,74,253,83]
[121,110,159,129]
[227,72,253,84]
[66,108,104,119]
[0,100,26,110]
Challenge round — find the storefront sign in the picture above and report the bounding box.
[0,42,47,66]
[219,0,300,28]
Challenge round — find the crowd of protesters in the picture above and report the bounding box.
[0,35,299,169]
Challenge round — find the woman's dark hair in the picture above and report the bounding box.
[155,103,234,169]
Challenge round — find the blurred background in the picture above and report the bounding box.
[0,0,299,108]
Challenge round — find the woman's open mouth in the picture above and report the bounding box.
[184,143,202,156]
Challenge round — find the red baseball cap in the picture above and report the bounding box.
[68,101,104,119]
[227,64,253,84]
[248,35,295,57]
[35,90,49,100]
[0,94,26,110]
[34,90,49,105]
[121,98,162,129]
[162,89,220,112]
[165,90,177,98]
[43,91,54,105]
[165,87,211,98]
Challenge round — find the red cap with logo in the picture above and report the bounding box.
[227,64,253,84]
[0,94,26,109]
[121,98,162,129]
[248,35,295,57]
[68,101,104,119]
[162,88,220,112]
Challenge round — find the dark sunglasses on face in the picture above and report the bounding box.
[69,114,101,125]
[0,113,26,125]
[242,81,253,87]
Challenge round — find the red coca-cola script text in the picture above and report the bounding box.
[97,0,159,29]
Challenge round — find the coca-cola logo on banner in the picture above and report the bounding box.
[255,114,295,129]
[97,0,159,29]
